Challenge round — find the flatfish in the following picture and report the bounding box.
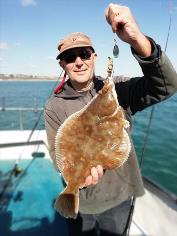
[54,73,131,219]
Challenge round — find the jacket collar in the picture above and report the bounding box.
[54,76,104,98]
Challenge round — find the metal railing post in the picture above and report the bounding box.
[19,110,23,130]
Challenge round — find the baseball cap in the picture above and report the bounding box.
[56,32,95,60]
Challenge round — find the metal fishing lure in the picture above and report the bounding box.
[113,39,119,58]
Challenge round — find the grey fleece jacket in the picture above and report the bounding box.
[44,40,177,214]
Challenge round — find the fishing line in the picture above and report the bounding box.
[124,9,173,236]
[26,69,64,143]
[139,8,172,169]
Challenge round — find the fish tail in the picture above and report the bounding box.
[54,188,79,219]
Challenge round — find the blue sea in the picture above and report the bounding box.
[0,80,177,195]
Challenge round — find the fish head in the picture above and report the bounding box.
[93,78,119,117]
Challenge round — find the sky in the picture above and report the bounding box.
[0,0,177,77]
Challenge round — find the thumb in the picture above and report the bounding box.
[105,5,111,25]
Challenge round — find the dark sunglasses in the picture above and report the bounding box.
[61,48,93,64]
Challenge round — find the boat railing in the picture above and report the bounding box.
[0,140,46,148]
[143,176,177,206]
[0,96,43,130]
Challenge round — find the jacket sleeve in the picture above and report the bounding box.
[44,101,61,169]
[116,39,177,115]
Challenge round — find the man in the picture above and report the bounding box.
[44,3,177,236]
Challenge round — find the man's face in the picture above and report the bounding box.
[59,47,97,90]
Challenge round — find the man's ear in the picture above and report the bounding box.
[93,53,97,62]
[59,60,65,69]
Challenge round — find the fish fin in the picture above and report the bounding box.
[54,110,83,174]
[104,155,123,169]
[55,127,64,174]
[54,188,79,219]
[123,119,130,128]
[116,129,131,167]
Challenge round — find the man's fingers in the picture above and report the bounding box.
[96,165,104,178]
[84,165,104,187]
[91,167,99,185]
[85,175,93,187]
[105,3,122,26]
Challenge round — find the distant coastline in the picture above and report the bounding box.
[0,74,57,81]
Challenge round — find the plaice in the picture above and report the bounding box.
[54,74,131,219]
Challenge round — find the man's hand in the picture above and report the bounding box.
[84,165,104,187]
[105,3,152,57]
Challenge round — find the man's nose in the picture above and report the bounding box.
[75,56,84,65]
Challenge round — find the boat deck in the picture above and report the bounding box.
[0,131,67,235]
